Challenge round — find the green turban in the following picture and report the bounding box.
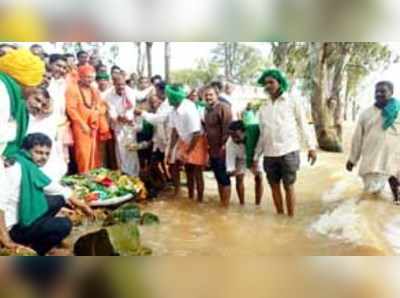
[257,69,289,94]
[166,84,187,107]
[96,72,110,81]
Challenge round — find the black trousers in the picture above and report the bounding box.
[10,196,72,256]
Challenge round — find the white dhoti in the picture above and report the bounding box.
[361,173,389,194]
[114,126,140,177]
[349,106,400,194]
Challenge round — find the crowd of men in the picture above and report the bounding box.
[0,43,399,256]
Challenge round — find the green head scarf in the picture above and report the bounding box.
[96,72,110,81]
[166,84,187,107]
[257,69,289,94]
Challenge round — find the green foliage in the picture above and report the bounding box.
[171,58,219,86]
[271,42,395,98]
[270,42,308,78]
[60,42,120,66]
[345,42,393,97]
[211,42,267,85]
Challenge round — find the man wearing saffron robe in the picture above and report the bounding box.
[66,65,111,174]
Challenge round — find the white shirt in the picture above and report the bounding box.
[349,105,400,177]
[142,99,173,125]
[105,86,141,176]
[142,100,173,152]
[1,163,72,229]
[254,95,316,158]
[48,77,68,126]
[226,139,246,173]
[105,86,137,132]
[135,86,154,102]
[170,99,202,143]
[99,89,110,100]
[226,138,263,174]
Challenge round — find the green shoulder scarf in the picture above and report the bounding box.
[382,98,400,130]
[141,119,154,137]
[195,100,206,115]
[243,110,259,126]
[0,72,29,157]
[195,100,207,109]
[12,150,51,227]
[244,124,260,169]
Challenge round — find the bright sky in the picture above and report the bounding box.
[113,42,400,106]
[116,42,216,75]
[116,42,270,76]
[28,42,400,107]
[357,42,400,109]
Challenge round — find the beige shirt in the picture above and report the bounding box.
[349,106,400,177]
[254,95,316,158]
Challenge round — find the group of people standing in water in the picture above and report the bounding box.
[0,43,399,256]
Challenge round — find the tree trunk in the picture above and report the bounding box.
[271,42,292,71]
[224,42,229,80]
[344,77,352,122]
[135,42,145,77]
[223,42,238,82]
[145,42,153,77]
[330,43,352,143]
[352,100,360,122]
[309,43,343,152]
[164,42,171,83]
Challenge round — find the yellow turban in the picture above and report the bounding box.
[0,48,45,87]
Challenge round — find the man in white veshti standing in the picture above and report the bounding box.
[105,74,140,176]
[347,81,400,204]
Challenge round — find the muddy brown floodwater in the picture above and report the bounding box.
[139,124,400,256]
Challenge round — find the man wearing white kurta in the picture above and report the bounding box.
[48,61,71,167]
[0,81,17,199]
[105,75,139,176]
[140,97,173,153]
[347,81,400,201]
